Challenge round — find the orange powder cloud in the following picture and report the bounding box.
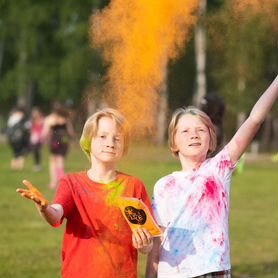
[90,0,199,136]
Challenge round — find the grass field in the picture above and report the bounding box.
[0,142,277,278]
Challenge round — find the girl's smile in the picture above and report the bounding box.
[174,114,210,162]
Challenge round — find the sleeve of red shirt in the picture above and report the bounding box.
[133,177,154,217]
[52,175,76,222]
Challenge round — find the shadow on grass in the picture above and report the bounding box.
[232,261,278,278]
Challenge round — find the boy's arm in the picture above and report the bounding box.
[16,180,63,226]
[132,228,153,254]
[38,203,64,226]
[145,235,162,278]
[227,75,278,163]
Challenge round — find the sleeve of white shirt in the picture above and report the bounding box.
[210,146,238,188]
[152,177,170,228]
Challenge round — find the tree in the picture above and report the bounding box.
[207,0,278,148]
[0,1,106,116]
[193,0,207,107]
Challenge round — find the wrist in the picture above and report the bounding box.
[36,203,48,213]
[139,241,153,254]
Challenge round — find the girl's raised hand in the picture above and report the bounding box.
[16,180,48,208]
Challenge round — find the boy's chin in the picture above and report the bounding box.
[100,157,121,163]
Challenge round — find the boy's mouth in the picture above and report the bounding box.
[102,151,116,154]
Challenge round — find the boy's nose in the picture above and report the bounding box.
[106,139,115,148]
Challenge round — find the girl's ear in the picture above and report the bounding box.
[171,144,179,154]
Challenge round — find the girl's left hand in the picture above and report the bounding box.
[132,227,153,253]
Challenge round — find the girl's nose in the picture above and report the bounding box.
[190,130,199,139]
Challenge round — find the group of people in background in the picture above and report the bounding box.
[6,101,75,189]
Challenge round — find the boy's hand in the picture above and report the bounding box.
[16,180,48,208]
[132,227,153,253]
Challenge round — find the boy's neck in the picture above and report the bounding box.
[88,163,117,184]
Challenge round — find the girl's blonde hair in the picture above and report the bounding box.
[168,106,217,158]
[80,108,129,160]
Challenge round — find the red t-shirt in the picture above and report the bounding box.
[52,171,152,278]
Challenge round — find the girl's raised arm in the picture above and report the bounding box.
[227,75,278,164]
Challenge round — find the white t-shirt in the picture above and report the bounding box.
[152,147,237,278]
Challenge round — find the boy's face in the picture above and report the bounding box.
[90,116,124,164]
[174,114,210,160]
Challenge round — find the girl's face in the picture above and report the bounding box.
[174,114,210,160]
[90,116,124,165]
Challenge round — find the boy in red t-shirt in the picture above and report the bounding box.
[16,108,154,278]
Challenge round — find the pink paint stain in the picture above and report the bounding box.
[165,176,176,191]
[220,232,224,246]
[190,175,197,183]
[204,179,217,199]
[198,177,224,218]
[218,156,233,170]
[185,176,228,226]
[158,176,176,197]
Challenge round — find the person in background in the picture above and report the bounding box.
[42,101,75,189]
[30,106,45,172]
[16,107,153,278]
[6,106,30,171]
[146,75,278,278]
[200,93,226,153]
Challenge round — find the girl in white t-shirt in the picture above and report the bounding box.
[146,75,278,278]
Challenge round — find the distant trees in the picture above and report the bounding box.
[0,0,277,150]
[207,0,278,149]
[0,1,105,115]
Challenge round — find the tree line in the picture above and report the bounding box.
[0,0,277,149]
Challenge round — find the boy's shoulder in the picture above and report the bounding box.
[117,171,144,184]
[61,171,87,184]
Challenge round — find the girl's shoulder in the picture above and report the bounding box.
[205,146,229,163]
[154,172,177,187]
[202,146,236,174]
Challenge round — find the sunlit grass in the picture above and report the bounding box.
[0,143,277,278]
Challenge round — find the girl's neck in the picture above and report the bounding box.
[88,160,117,184]
[179,154,206,172]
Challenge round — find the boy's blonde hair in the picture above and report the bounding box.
[80,108,129,160]
[168,106,217,158]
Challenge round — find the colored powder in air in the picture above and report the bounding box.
[90,0,200,136]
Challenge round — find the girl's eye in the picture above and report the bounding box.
[99,135,106,139]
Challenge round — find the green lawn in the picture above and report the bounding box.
[0,142,277,278]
